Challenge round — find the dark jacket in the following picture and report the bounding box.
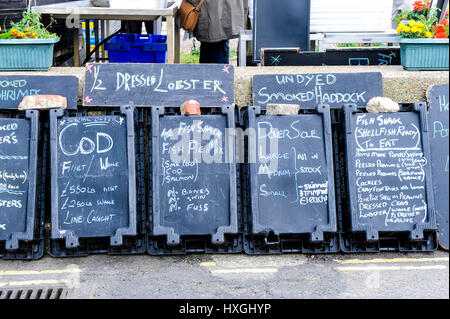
[191,0,245,42]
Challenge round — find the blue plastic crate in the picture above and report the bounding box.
[106,33,168,63]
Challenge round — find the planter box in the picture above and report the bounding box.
[0,37,59,71]
[398,38,449,71]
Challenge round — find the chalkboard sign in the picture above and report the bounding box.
[428,84,449,250]
[262,48,401,66]
[50,106,137,248]
[0,75,78,109]
[253,72,383,109]
[151,106,238,247]
[247,105,337,242]
[253,0,310,63]
[84,63,235,107]
[344,104,436,241]
[0,111,39,251]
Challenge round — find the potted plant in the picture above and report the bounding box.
[395,0,449,70]
[0,10,59,71]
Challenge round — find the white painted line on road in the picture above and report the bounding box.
[0,280,67,288]
[0,269,81,276]
[200,262,217,267]
[336,265,447,272]
[211,268,279,274]
[335,257,449,265]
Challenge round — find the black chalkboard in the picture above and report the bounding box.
[428,84,449,250]
[344,104,436,242]
[0,75,78,109]
[253,72,383,109]
[0,111,39,251]
[151,106,238,247]
[253,0,310,63]
[247,105,337,242]
[50,106,137,248]
[84,63,235,107]
[262,48,401,66]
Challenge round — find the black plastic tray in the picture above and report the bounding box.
[338,103,438,253]
[47,106,146,257]
[148,106,243,255]
[241,105,339,254]
[0,109,44,260]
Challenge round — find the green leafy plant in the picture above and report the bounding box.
[338,43,386,48]
[181,48,200,64]
[180,48,237,64]
[395,0,449,39]
[0,10,58,40]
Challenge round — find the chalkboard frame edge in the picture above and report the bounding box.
[427,84,450,251]
[49,108,78,249]
[110,104,139,247]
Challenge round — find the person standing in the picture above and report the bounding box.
[190,0,245,64]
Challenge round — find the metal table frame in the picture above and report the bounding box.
[239,30,399,66]
[32,0,181,66]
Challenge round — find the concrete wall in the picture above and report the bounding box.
[2,66,448,107]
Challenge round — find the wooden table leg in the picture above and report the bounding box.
[73,27,80,67]
[101,20,105,62]
[174,24,180,64]
[166,16,174,64]
[94,20,99,62]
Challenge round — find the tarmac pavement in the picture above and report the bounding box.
[0,250,448,299]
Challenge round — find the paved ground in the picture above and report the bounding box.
[0,250,448,299]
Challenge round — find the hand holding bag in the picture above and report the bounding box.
[179,0,206,33]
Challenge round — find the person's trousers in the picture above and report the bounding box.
[200,40,230,64]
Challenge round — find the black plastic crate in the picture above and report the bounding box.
[148,106,243,255]
[0,109,44,260]
[240,105,339,254]
[338,103,438,253]
[47,106,146,257]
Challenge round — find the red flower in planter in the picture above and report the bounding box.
[413,1,426,12]
[434,25,449,38]
[441,19,448,27]
[435,31,448,38]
